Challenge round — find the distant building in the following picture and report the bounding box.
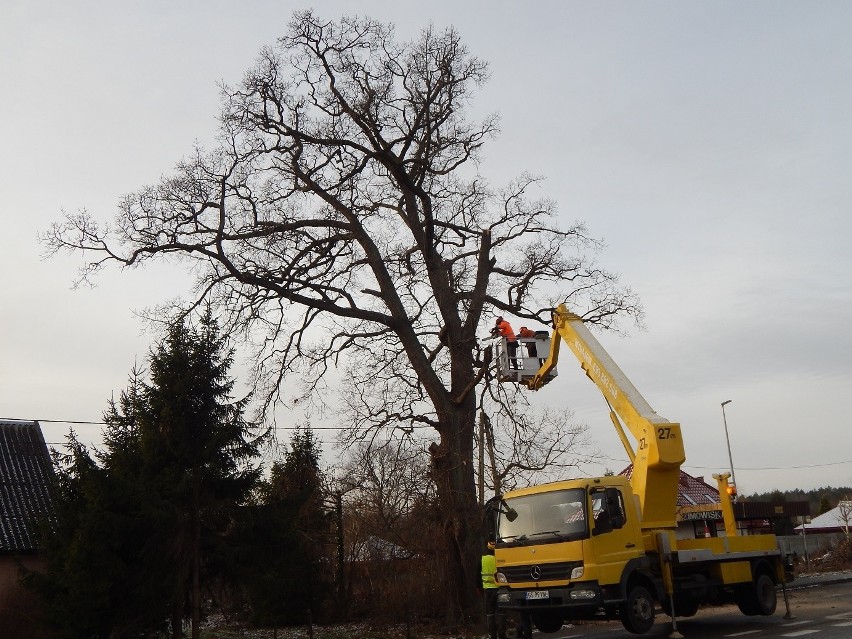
[672,471,727,539]
[0,419,56,637]
[794,501,852,535]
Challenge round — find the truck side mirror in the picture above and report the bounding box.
[592,509,613,535]
[485,496,518,522]
[605,487,626,529]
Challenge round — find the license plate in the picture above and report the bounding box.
[525,590,549,600]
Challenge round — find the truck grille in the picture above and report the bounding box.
[500,561,582,583]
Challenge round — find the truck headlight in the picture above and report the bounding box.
[496,572,508,584]
[497,592,511,604]
[570,566,584,579]
[569,589,596,600]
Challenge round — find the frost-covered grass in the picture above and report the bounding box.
[200,618,488,639]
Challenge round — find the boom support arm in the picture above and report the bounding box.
[527,305,686,530]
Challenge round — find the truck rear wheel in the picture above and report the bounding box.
[736,572,777,617]
[661,596,699,618]
[620,584,655,634]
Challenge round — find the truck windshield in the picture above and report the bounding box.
[497,488,587,545]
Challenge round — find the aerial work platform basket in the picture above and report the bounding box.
[494,332,557,386]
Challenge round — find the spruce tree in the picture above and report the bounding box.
[29,312,262,639]
[243,427,331,625]
[28,381,171,639]
[139,309,262,639]
[26,433,117,639]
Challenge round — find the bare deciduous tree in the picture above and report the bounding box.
[481,403,594,498]
[838,497,852,538]
[335,440,442,620]
[340,440,435,556]
[43,11,639,620]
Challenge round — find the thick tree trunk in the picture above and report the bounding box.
[429,402,480,625]
[170,603,181,639]
[192,468,201,639]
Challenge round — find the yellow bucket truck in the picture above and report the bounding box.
[489,305,792,636]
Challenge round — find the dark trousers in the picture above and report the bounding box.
[484,588,504,639]
[506,339,519,368]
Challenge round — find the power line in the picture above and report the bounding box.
[22,418,852,472]
[4,417,434,432]
[685,460,852,472]
[25,416,436,448]
[2,417,106,426]
[570,451,852,473]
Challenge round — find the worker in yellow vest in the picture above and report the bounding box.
[481,540,504,639]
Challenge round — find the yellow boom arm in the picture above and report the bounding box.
[527,304,686,531]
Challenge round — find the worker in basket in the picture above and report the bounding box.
[491,316,518,364]
[517,326,538,357]
[518,326,535,338]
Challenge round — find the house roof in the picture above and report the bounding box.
[794,501,852,533]
[352,535,413,562]
[0,420,55,553]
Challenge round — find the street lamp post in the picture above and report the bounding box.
[721,400,737,490]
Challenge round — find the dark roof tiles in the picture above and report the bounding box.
[0,420,55,553]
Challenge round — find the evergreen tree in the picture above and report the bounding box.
[26,433,116,639]
[29,312,263,639]
[139,309,263,639]
[242,427,332,625]
[28,382,172,639]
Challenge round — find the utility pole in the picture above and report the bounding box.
[478,410,485,506]
[721,400,737,490]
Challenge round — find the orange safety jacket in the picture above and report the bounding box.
[495,320,515,340]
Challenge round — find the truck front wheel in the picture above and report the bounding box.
[531,611,563,633]
[620,584,655,634]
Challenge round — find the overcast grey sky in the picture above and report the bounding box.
[2,1,851,495]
